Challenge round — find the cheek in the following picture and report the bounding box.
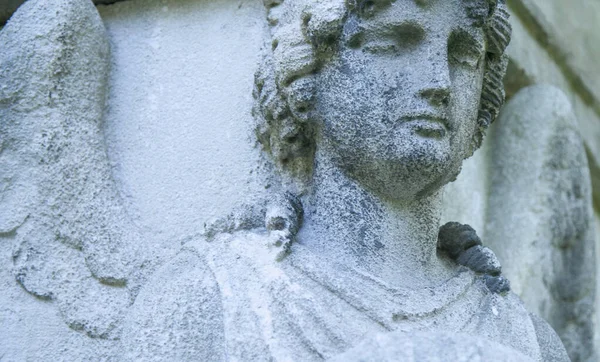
[449,66,484,155]
[317,66,387,141]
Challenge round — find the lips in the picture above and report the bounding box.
[399,114,449,139]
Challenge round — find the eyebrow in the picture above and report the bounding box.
[414,0,439,8]
[358,17,426,38]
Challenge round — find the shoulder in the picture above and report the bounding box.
[529,312,571,362]
[438,222,569,360]
[331,330,536,362]
[468,287,538,357]
[121,245,226,361]
[470,286,569,362]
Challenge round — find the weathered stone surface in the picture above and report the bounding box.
[438,223,508,294]
[0,0,126,25]
[0,0,581,361]
[438,222,483,259]
[457,246,502,276]
[508,0,600,113]
[117,0,563,359]
[97,0,269,243]
[484,275,511,295]
[331,331,535,362]
[0,0,136,341]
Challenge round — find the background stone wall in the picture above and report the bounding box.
[503,0,600,208]
[507,0,600,352]
[508,0,600,357]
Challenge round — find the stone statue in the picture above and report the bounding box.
[0,0,589,361]
[121,0,567,360]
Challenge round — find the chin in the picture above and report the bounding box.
[343,149,460,203]
[327,126,466,201]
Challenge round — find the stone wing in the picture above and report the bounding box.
[0,0,141,339]
[485,85,596,361]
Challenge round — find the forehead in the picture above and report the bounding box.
[355,0,485,33]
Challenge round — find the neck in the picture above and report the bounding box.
[296,145,454,289]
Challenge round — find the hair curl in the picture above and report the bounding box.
[254,0,511,187]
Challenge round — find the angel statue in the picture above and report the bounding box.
[1,0,593,361]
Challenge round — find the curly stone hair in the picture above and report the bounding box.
[254,0,511,187]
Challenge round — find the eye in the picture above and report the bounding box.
[363,41,398,55]
[344,14,364,49]
[360,0,377,16]
[390,22,425,48]
[347,31,364,49]
[448,30,485,68]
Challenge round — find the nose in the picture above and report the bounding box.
[419,82,450,106]
[419,87,450,106]
[417,61,452,107]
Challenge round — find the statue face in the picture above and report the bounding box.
[317,0,486,202]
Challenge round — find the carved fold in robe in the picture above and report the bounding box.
[122,230,568,361]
